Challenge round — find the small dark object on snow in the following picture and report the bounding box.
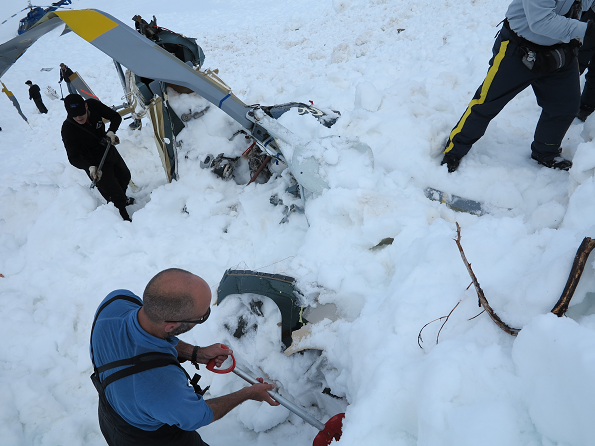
[280,204,304,224]
[425,187,485,216]
[269,194,283,206]
[370,237,394,250]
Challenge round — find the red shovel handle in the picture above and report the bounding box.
[206,344,236,374]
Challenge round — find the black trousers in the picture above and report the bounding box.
[97,389,209,446]
[579,9,595,108]
[33,97,47,114]
[445,25,580,163]
[88,149,131,211]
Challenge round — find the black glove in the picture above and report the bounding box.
[570,38,582,50]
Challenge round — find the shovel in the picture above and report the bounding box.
[90,139,111,189]
[59,83,64,100]
[207,345,345,446]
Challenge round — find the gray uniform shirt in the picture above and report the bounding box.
[506,0,593,45]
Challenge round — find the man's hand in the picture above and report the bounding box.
[106,131,119,145]
[194,343,233,366]
[205,378,279,421]
[89,166,102,181]
[246,378,280,407]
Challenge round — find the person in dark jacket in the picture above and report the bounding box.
[25,80,47,114]
[59,63,76,95]
[61,93,134,221]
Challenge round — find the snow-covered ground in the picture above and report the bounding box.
[2,0,595,445]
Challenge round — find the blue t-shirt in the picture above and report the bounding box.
[90,289,214,431]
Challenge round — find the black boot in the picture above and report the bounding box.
[118,207,132,222]
[531,154,572,171]
[577,104,595,122]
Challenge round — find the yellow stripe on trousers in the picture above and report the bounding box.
[444,40,509,154]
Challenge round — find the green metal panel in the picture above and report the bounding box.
[217,269,306,349]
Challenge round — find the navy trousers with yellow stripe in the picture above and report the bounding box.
[444,26,580,163]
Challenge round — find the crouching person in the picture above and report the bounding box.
[90,268,279,446]
[61,93,133,221]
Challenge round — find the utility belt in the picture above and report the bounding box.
[503,19,580,73]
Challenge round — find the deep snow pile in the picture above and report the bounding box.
[1,0,595,445]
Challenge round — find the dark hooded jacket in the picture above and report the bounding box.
[61,98,122,170]
[28,84,41,100]
[59,66,74,83]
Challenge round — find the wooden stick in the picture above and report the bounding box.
[551,237,595,316]
[454,223,521,336]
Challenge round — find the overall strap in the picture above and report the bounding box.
[98,352,184,390]
[90,294,141,371]
[89,294,206,395]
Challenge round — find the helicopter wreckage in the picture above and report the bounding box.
[0,8,356,432]
[1,9,373,198]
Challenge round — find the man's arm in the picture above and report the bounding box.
[523,0,588,42]
[92,99,122,133]
[175,341,232,367]
[206,381,279,421]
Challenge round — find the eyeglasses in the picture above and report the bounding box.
[165,307,211,324]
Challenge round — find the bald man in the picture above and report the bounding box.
[90,268,278,446]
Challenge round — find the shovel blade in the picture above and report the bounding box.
[312,413,345,446]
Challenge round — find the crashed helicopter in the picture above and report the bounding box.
[0,8,373,197]
[0,9,353,438]
[0,6,362,353]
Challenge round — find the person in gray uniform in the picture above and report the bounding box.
[442,0,595,172]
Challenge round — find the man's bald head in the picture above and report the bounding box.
[142,268,211,324]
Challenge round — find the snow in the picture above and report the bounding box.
[1,0,595,445]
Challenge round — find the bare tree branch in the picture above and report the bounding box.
[468,309,485,321]
[437,301,460,344]
[418,301,461,348]
[551,237,595,316]
[418,316,446,349]
[454,222,521,336]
